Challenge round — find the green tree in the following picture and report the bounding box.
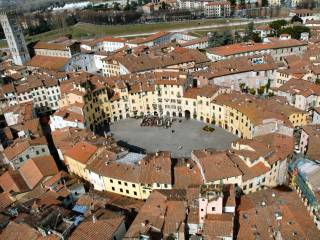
[269,20,288,36]
[229,0,236,6]
[315,79,320,85]
[239,83,246,92]
[113,2,121,10]
[234,31,242,43]
[279,26,310,40]
[240,0,246,9]
[251,32,262,43]
[257,86,265,95]
[243,22,254,42]
[222,30,233,45]
[261,0,269,7]
[291,15,303,24]
[208,31,222,47]
[249,88,256,95]
[124,0,131,11]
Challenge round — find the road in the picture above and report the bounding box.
[116,17,290,37]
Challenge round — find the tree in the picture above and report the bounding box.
[243,22,254,42]
[222,30,233,45]
[257,86,265,95]
[251,32,262,43]
[124,0,131,11]
[316,79,320,85]
[249,88,256,95]
[240,0,246,9]
[66,15,78,26]
[291,15,303,24]
[113,2,121,11]
[265,79,272,92]
[297,0,316,9]
[234,31,242,43]
[208,31,222,47]
[229,0,236,6]
[239,83,247,92]
[279,26,310,40]
[261,0,269,7]
[269,19,288,36]
[160,1,168,10]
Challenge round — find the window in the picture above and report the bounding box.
[132,184,136,188]
[157,183,160,187]
[126,190,129,194]
[134,191,137,196]
[26,154,30,159]
[112,187,115,191]
[36,150,39,155]
[164,184,168,188]
[249,183,253,189]
[201,209,204,212]
[124,182,128,186]
[19,157,23,162]
[120,188,123,193]
[118,181,121,185]
[110,179,113,183]
[212,207,215,211]
[42,148,45,153]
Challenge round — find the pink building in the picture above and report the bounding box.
[198,184,235,224]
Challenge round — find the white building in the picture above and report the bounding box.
[2,137,50,170]
[50,103,85,131]
[204,2,231,18]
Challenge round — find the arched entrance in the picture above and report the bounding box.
[185,110,191,119]
[172,112,176,117]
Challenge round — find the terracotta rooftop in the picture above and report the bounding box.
[3,137,47,161]
[0,170,29,193]
[207,38,307,57]
[69,216,125,240]
[302,124,320,160]
[192,150,242,182]
[65,141,98,164]
[19,155,59,190]
[34,41,71,51]
[27,55,69,71]
[203,213,233,239]
[237,188,320,240]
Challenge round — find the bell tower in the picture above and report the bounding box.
[0,10,30,66]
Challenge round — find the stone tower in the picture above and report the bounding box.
[0,10,30,66]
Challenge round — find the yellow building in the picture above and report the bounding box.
[85,151,173,200]
[64,141,99,181]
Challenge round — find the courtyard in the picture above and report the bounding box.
[110,118,238,158]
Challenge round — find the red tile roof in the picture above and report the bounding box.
[19,155,59,189]
[69,216,125,240]
[27,55,69,71]
[65,141,98,164]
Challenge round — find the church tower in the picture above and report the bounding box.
[0,10,30,66]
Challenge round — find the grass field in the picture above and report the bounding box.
[0,18,243,48]
[23,18,241,42]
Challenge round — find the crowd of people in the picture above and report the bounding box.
[140,115,174,128]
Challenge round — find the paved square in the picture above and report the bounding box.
[110,118,238,158]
